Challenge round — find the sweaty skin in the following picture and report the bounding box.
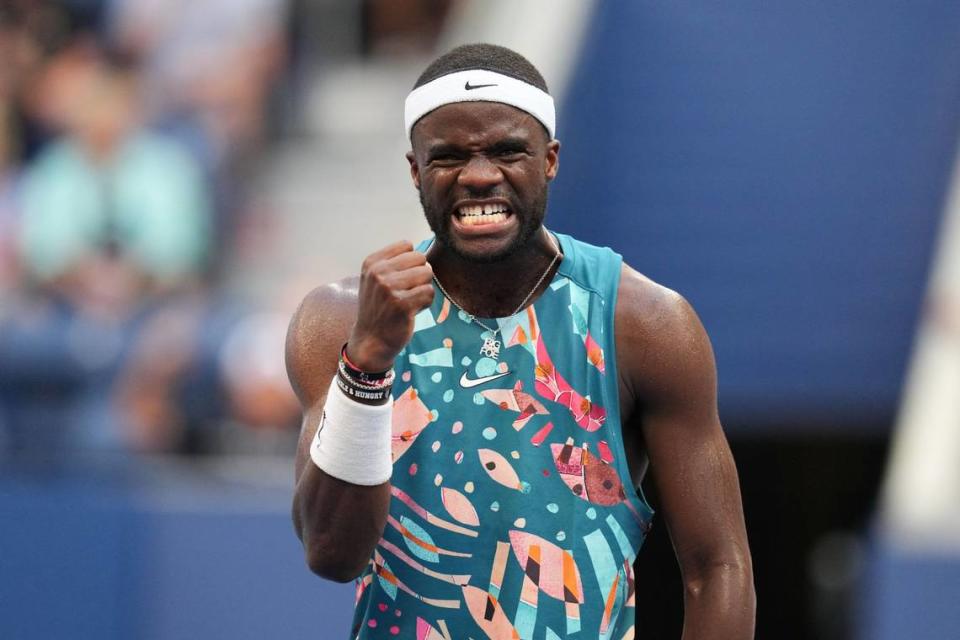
[615,267,755,639]
[288,241,433,582]
[287,101,755,637]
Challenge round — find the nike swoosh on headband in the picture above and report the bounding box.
[459,370,510,388]
[464,81,498,90]
[406,70,556,140]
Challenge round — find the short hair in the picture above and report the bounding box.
[413,43,549,94]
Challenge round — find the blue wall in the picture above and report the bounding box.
[0,464,354,640]
[550,1,960,429]
[859,536,960,640]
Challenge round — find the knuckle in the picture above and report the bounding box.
[389,242,411,258]
[387,287,403,304]
[370,270,389,289]
[404,291,423,308]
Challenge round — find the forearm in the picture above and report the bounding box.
[294,369,396,582]
[286,246,434,582]
[681,561,756,640]
[294,464,391,582]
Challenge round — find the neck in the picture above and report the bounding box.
[428,227,561,318]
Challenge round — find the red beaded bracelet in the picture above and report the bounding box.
[341,343,392,382]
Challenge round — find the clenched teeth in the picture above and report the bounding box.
[461,212,507,225]
[459,203,509,217]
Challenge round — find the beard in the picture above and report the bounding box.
[420,187,549,264]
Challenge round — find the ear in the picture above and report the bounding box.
[406,151,421,190]
[545,139,560,182]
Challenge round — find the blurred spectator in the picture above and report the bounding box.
[0,38,213,454]
[0,104,19,298]
[112,300,300,455]
[109,0,286,152]
[107,0,288,251]
[19,46,210,298]
[0,1,60,298]
[0,1,302,460]
[361,0,453,56]
[212,310,301,454]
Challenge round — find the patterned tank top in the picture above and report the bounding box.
[351,232,654,639]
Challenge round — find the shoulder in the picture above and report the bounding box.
[616,263,696,343]
[615,263,717,411]
[287,277,360,337]
[285,277,360,407]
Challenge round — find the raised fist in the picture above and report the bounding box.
[345,241,434,372]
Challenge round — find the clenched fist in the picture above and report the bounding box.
[345,241,435,372]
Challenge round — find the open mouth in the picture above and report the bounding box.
[455,202,512,226]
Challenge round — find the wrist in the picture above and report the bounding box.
[311,378,393,486]
[336,346,395,406]
[345,337,396,373]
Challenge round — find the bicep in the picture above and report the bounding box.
[644,411,748,577]
[637,299,749,576]
[285,282,356,481]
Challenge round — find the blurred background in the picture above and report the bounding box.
[1,1,958,638]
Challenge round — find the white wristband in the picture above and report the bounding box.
[310,378,394,486]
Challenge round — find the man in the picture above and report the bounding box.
[287,44,754,639]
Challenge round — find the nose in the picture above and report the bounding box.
[457,155,503,191]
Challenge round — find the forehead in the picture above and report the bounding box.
[411,101,546,149]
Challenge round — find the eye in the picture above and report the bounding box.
[428,154,464,167]
[491,145,529,162]
[497,150,525,161]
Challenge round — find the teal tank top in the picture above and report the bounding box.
[351,233,654,640]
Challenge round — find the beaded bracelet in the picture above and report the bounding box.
[337,343,394,405]
[341,343,393,385]
[338,358,395,390]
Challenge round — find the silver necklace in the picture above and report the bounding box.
[432,243,561,360]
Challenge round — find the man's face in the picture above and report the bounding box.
[407,102,560,263]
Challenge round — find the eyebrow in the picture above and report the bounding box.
[425,143,464,159]
[425,137,533,159]
[487,137,532,153]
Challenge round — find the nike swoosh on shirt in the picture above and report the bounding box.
[459,370,510,388]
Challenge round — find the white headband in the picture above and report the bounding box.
[404,69,556,141]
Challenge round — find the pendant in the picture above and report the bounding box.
[480,337,502,359]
